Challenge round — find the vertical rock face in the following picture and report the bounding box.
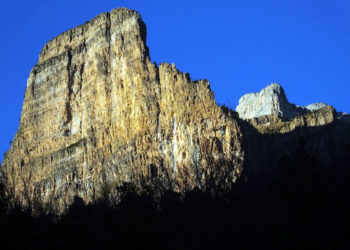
[1,8,244,211]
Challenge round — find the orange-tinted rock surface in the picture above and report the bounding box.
[0,8,244,212]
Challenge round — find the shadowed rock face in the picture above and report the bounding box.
[0,8,244,212]
[1,8,349,214]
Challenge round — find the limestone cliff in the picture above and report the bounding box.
[236,83,306,120]
[235,84,350,187]
[0,8,243,211]
[1,8,349,213]
[235,83,348,132]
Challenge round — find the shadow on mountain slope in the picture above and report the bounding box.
[0,119,350,250]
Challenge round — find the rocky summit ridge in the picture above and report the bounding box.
[1,8,350,213]
[236,83,330,120]
[236,83,350,126]
[236,83,304,120]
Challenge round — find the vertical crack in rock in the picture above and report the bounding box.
[31,68,37,98]
[65,48,76,131]
[105,12,112,107]
[79,62,85,136]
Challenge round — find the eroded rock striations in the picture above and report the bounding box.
[0,8,243,212]
[1,8,349,213]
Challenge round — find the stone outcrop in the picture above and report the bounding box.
[235,83,337,123]
[305,102,328,111]
[0,8,243,212]
[249,106,336,134]
[236,84,344,133]
[236,83,306,120]
[1,8,349,213]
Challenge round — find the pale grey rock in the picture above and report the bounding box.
[306,103,328,111]
[236,83,305,120]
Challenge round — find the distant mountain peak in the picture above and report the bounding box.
[236,83,332,121]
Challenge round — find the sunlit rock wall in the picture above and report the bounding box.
[0,8,244,211]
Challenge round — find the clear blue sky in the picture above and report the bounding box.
[1,0,349,161]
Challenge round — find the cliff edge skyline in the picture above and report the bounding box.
[1,1,350,162]
[1,7,349,214]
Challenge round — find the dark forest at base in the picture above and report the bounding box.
[1,118,350,250]
[1,162,350,250]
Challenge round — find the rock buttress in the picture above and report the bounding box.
[0,8,244,212]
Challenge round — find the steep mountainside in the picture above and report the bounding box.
[0,8,244,212]
[1,8,349,213]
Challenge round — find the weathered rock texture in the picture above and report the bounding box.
[236,83,337,123]
[305,102,328,111]
[0,8,243,212]
[236,83,307,120]
[236,83,350,129]
[249,106,336,134]
[235,84,349,135]
[235,84,350,188]
[1,8,349,213]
